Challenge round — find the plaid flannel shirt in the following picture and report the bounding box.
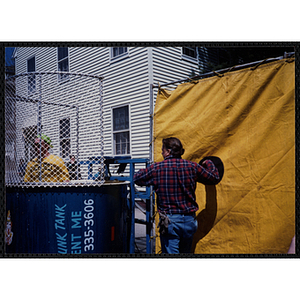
[134,156,220,214]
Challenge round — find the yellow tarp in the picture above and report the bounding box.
[154,58,295,254]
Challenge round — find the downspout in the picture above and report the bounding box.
[148,47,155,253]
[148,47,154,163]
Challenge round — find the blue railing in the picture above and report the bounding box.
[80,156,154,254]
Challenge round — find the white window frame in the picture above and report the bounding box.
[27,56,36,94]
[111,104,131,156]
[110,47,129,63]
[181,46,198,62]
[57,47,70,82]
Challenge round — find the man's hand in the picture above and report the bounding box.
[201,160,208,168]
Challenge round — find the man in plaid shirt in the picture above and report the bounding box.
[134,137,220,254]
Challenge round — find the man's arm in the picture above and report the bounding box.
[197,159,220,184]
[133,166,153,187]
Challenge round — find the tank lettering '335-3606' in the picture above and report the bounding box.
[53,200,95,254]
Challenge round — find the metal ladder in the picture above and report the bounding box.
[87,156,155,254]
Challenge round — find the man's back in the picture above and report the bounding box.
[134,157,219,214]
[133,137,221,253]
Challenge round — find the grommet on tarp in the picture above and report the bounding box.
[198,156,224,185]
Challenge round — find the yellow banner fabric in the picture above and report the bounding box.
[153,58,295,254]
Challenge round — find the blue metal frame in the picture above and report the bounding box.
[82,156,154,254]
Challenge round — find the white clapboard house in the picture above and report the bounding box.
[11,46,211,179]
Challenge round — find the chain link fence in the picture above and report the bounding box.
[5,71,105,187]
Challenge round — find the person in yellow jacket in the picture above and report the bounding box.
[24,134,70,183]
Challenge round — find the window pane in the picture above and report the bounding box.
[60,118,70,158]
[58,58,69,81]
[119,47,127,55]
[60,118,70,139]
[28,74,36,93]
[113,106,129,131]
[114,132,130,155]
[60,139,70,159]
[27,57,35,72]
[27,57,36,93]
[112,47,128,58]
[113,48,119,57]
[58,59,69,72]
[58,47,68,60]
[183,47,197,58]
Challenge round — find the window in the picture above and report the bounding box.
[23,125,39,161]
[57,47,69,81]
[113,106,130,155]
[182,47,198,59]
[60,118,70,159]
[112,47,128,58]
[27,56,36,93]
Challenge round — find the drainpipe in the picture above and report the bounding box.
[148,47,154,163]
[148,47,155,253]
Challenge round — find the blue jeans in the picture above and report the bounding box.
[160,213,198,254]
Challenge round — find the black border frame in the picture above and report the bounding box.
[1,41,298,258]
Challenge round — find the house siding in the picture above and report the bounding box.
[152,47,199,102]
[15,47,57,74]
[153,47,198,83]
[12,46,200,164]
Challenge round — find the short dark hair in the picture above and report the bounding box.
[162,137,185,158]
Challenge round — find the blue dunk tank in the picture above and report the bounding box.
[5,156,152,254]
[6,183,130,254]
[5,71,147,255]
